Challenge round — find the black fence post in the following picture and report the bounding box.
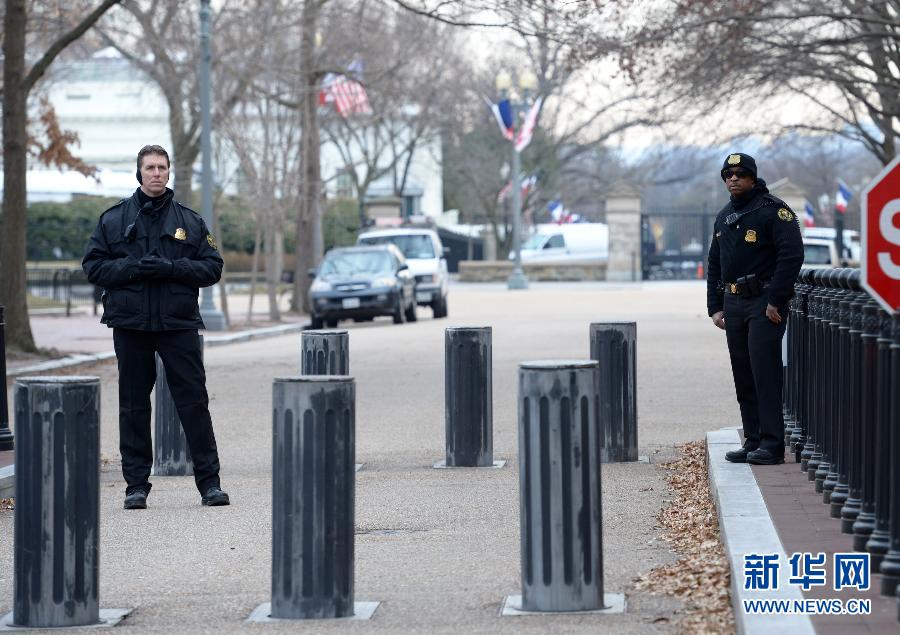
[517,360,604,612]
[814,271,837,492]
[270,376,355,619]
[589,322,638,462]
[300,330,349,375]
[12,376,100,628]
[792,271,811,463]
[880,312,900,597]
[0,306,13,451]
[829,272,854,518]
[865,306,893,567]
[443,327,493,467]
[821,270,843,499]
[852,298,880,550]
[805,271,825,479]
[840,278,866,533]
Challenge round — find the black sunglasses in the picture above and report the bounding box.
[723,168,752,180]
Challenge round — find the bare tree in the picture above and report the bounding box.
[98,0,268,203]
[608,0,900,165]
[1,0,121,352]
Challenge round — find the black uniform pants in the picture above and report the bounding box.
[723,294,787,453]
[113,328,221,495]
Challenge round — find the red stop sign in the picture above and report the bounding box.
[862,155,900,311]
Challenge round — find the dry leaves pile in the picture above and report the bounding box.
[0,498,14,511]
[635,440,735,634]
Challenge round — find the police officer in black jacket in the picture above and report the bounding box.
[707,153,804,465]
[83,145,230,509]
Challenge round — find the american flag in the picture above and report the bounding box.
[320,60,372,117]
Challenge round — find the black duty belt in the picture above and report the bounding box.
[723,281,770,296]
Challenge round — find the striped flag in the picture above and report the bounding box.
[835,179,852,214]
[483,96,514,140]
[803,200,815,227]
[514,96,543,152]
[320,60,371,117]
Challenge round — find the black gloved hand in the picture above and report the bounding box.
[138,255,174,280]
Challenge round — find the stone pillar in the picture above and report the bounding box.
[604,183,641,282]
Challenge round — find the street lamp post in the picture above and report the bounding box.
[497,70,537,290]
[198,0,226,330]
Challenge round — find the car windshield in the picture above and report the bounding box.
[320,251,394,276]
[804,244,831,265]
[359,234,435,259]
[522,233,547,250]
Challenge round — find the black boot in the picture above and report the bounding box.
[725,444,757,463]
[747,448,785,465]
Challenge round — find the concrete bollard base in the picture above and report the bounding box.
[1,609,133,631]
[500,594,625,616]
[246,602,379,623]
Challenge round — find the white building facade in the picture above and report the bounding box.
[28,51,444,220]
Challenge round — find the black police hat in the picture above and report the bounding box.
[721,153,758,180]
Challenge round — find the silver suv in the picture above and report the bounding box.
[356,227,449,318]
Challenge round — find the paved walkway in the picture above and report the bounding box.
[2,281,896,632]
[754,462,898,633]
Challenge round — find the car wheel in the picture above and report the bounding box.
[433,294,448,318]
[392,298,404,324]
[404,298,417,322]
[326,318,339,328]
[310,315,324,329]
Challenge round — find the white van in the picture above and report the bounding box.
[356,227,449,318]
[515,223,609,264]
[803,227,860,264]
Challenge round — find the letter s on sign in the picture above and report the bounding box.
[879,199,900,279]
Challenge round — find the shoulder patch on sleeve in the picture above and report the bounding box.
[777,208,793,222]
[206,234,218,250]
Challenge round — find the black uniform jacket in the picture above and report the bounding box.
[82,189,223,330]
[706,180,804,316]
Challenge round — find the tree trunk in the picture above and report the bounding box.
[0,0,37,352]
[172,141,199,207]
[266,224,283,321]
[247,225,262,323]
[291,0,323,314]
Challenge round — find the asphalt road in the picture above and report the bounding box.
[0,280,737,633]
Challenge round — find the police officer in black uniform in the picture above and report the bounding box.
[707,153,804,465]
[83,145,230,509]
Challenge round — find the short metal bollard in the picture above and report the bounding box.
[444,327,493,467]
[152,335,205,476]
[12,377,100,628]
[271,376,355,619]
[300,330,349,375]
[589,322,638,462]
[518,360,604,612]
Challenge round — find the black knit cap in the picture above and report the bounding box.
[720,152,757,180]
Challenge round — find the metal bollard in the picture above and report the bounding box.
[444,327,493,467]
[0,306,13,451]
[12,377,100,628]
[820,271,842,498]
[518,360,604,612]
[792,272,812,463]
[865,306,893,568]
[152,334,204,476]
[589,322,638,462]
[300,330,349,375]
[271,376,355,619]
[880,312,900,596]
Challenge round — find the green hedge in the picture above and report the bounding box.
[14,194,361,262]
[25,196,120,261]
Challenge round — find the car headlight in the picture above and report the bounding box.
[310,279,331,292]
[373,277,397,289]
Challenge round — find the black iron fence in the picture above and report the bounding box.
[784,268,900,605]
[641,211,716,280]
[25,268,98,316]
